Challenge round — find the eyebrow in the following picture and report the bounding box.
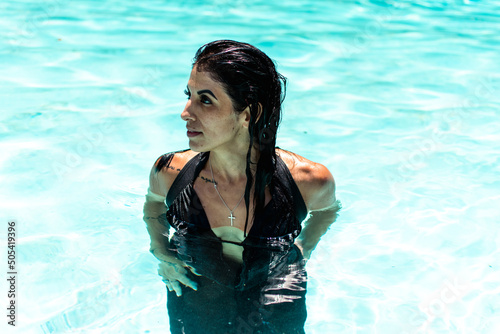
[197,89,218,100]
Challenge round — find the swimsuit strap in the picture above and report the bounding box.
[275,155,308,222]
[154,148,190,173]
[166,151,209,207]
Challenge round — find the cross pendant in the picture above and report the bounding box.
[228,212,235,227]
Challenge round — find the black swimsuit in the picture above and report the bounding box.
[165,150,307,240]
[158,150,309,334]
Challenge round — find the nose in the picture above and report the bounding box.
[181,100,196,122]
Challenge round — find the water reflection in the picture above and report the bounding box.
[165,227,308,334]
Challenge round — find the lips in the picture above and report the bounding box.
[187,129,202,137]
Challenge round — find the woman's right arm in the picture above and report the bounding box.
[143,155,199,296]
[143,157,171,261]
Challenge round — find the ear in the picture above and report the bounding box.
[254,103,263,122]
[240,103,262,129]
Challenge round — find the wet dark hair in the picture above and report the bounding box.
[193,39,286,237]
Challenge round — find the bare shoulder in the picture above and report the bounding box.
[276,148,333,187]
[150,149,199,197]
[276,148,336,211]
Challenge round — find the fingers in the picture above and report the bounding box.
[186,265,202,276]
[163,279,173,292]
[163,279,182,297]
[177,274,198,292]
[157,262,198,296]
[163,278,196,296]
[170,280,183,297]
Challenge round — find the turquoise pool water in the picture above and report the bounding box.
[1,0,499,333]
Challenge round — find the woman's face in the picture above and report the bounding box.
[181,66,249,152]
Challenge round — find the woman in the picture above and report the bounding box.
[143,40,340,333]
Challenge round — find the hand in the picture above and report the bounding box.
[157,258,201,297]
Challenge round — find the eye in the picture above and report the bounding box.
[184,89,191,99]
[200,95,212,105]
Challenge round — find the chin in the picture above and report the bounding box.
[188,141,209,153]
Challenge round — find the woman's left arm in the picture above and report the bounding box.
[295,163,340,260]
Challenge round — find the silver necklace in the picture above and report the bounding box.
[209,157,245,227]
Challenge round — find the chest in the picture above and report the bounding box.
[193,178,272,234]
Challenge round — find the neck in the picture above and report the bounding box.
[208,145,259,184]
